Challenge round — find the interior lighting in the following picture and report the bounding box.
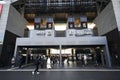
[55,23,67,31]
[0,1,6,4]
[88,23,96,29]
[26,24,34,30]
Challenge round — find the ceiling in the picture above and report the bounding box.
[12,0,111,23]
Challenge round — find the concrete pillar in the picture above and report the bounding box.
[72,49,74,61]
[101,49,105,67]
[59,44,62,67]
[104,45,112,67]
[14,46,21,66]
[112,0,120,31]
[0,4,10,55]
[25,48,29,64]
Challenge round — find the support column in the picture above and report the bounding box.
[72,49,74,61]
[14,46,20,66]
[21,5,25,17]
[96,1,103,15]
[101,49,105,67]
[104,45,112,67]
[59,44,62,68]
[25,48,29,64]
[46,49,49,56]
[47,49,50,57]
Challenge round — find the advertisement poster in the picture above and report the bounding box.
[0,4,3,15]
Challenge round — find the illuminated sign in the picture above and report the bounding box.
[0,4,3,15]
[76,29,93,36]
[36,31,45,36]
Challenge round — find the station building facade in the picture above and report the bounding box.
[0,0,120,67]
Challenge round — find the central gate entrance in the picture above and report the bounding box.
[15,45,107,68]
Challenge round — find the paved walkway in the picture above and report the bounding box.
[0,70,120,80]
[1,68,120,71]
[0,63,120,80]
[0,61,120,80]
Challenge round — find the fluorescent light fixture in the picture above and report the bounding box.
[50,48,72,54]
[26,25,34,30]
[0,1,6,4]
[55,23,67,31]
[88,23,96,29]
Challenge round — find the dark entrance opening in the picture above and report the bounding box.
[14,45,106,69]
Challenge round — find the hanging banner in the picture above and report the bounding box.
[0,4,3,16]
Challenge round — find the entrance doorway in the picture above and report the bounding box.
[15,46,106,68]
[75,47,105,67]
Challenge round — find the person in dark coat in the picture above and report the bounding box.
[40,55,44,68]
[18,55,23,68]
[32,55,41,75]
[11,56,15,68]
[93,54,98,66]
[81,54,84,66]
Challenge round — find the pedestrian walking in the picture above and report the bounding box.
[47,57,51,69]
[11,56,15,68]
[81,54,84,66]
[84,54,87,65]
[18,55,23,68]
[93,54,98,66]
[32,55,40,75]
[40,55,44,68]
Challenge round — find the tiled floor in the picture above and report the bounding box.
[0,70,120,80]
[0,61,120,80]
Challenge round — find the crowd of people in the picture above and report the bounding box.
[11,53,102,69]
[11,51,103,75]
[80,53,101,66]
